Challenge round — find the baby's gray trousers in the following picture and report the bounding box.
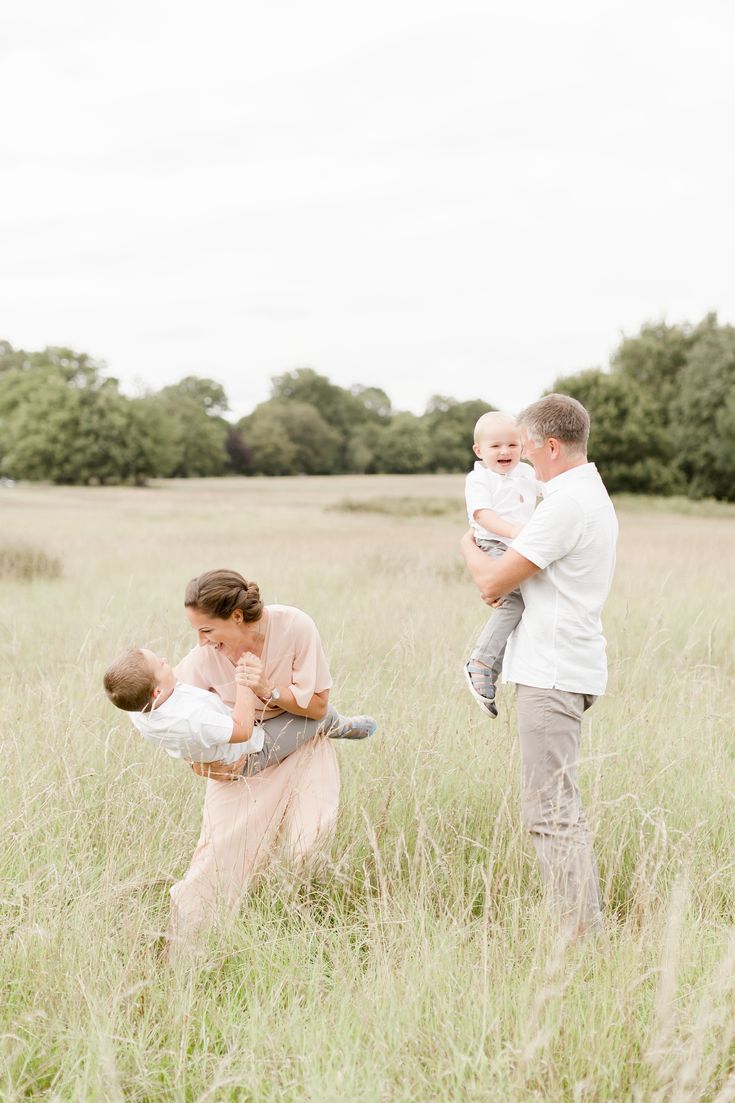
[469,537,525,683]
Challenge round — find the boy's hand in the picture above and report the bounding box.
[236,652,269,699]
[190,755,246,782]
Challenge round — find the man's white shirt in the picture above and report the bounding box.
[130,682,265,764]
[503,463,618,695]
[465,461,541,545]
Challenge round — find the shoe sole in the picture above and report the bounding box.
[463,663,498,718]
[330,719,378,740]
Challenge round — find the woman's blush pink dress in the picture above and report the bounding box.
[169,605,341,943]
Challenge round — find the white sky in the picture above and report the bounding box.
[2,0,734,419]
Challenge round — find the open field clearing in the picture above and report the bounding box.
[1,475,735,1102]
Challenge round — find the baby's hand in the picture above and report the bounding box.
[509,523,523,539]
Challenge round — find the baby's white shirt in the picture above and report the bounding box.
[465,461,542,545]
[130,682,265,764]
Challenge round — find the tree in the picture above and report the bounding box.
[550,368,681,494]
[372,412,431,474]
[270,368,383,471]
[159,376,229,416]
[670,316,735,499]
[612,320,693,424]
[422,396,495,472]
[0,371,160,484]
[224,426,253,474]
[150,393,229,477]
[350,384,392,422]
[239,399,341,475]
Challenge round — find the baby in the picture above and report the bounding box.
[103,647,375,775]
[464,411,542,718]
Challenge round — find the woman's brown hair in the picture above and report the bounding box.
[184,569,263,623]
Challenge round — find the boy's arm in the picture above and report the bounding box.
[229,680,257,743]
[473,508,522,540]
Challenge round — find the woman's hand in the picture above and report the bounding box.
[190,755,247,782]
[236,651,269,699]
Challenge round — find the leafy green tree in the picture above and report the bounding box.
[550,369,681,494]
[159,376,229,415]
[372,412,431,474]
[350,384,392,422]
[239,399,341,475]
[270,368,388,471]
[670,316,735,499]
[422,396,495,472]
[612,320,693,424]
[149,394,229,477]
[1,371,158,484]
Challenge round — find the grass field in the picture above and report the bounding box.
[1,474,734,1102]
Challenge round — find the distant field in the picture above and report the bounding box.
[1,475,734,1102]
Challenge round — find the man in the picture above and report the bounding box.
[461,393,618,937]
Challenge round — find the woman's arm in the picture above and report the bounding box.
[239,651,329,720]
[263,685,329,720]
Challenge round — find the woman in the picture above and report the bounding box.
[169,568,342,946]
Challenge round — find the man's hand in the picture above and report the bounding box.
[190,755,247,782]
[235,652,269,699]
[461,529,540,604]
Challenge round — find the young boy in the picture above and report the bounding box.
[463,411,542,718]
[103,647,376,775]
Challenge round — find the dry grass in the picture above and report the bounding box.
[0,475,734,1101]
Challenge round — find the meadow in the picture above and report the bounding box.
[1,474,734,1103]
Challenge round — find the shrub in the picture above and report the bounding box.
[0,543,63,580]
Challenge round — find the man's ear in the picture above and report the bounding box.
[548,437,562,458]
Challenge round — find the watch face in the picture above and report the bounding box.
[271,687,281,701]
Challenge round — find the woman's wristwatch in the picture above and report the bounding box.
[268,686,281,702]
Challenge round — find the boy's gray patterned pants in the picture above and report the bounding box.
[242,706,342,776]
[469,538,525,683]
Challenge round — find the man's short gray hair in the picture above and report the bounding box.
[517,393,590,453]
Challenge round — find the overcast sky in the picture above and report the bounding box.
[2,0,733,419]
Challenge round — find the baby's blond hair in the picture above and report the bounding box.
[473,410,518,443]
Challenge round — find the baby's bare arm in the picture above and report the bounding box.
[474,508,522,540]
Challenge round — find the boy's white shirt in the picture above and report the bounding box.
[130,682,265,765]
[465,460,542,545]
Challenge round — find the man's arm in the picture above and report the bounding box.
[461,530,540,604]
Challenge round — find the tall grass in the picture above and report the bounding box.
[0,475,734,1101]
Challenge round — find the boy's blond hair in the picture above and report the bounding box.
[103,648,157,712]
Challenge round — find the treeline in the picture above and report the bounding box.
[1,312,734,498]
[0,342,492,483]
[552,312,735,501]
